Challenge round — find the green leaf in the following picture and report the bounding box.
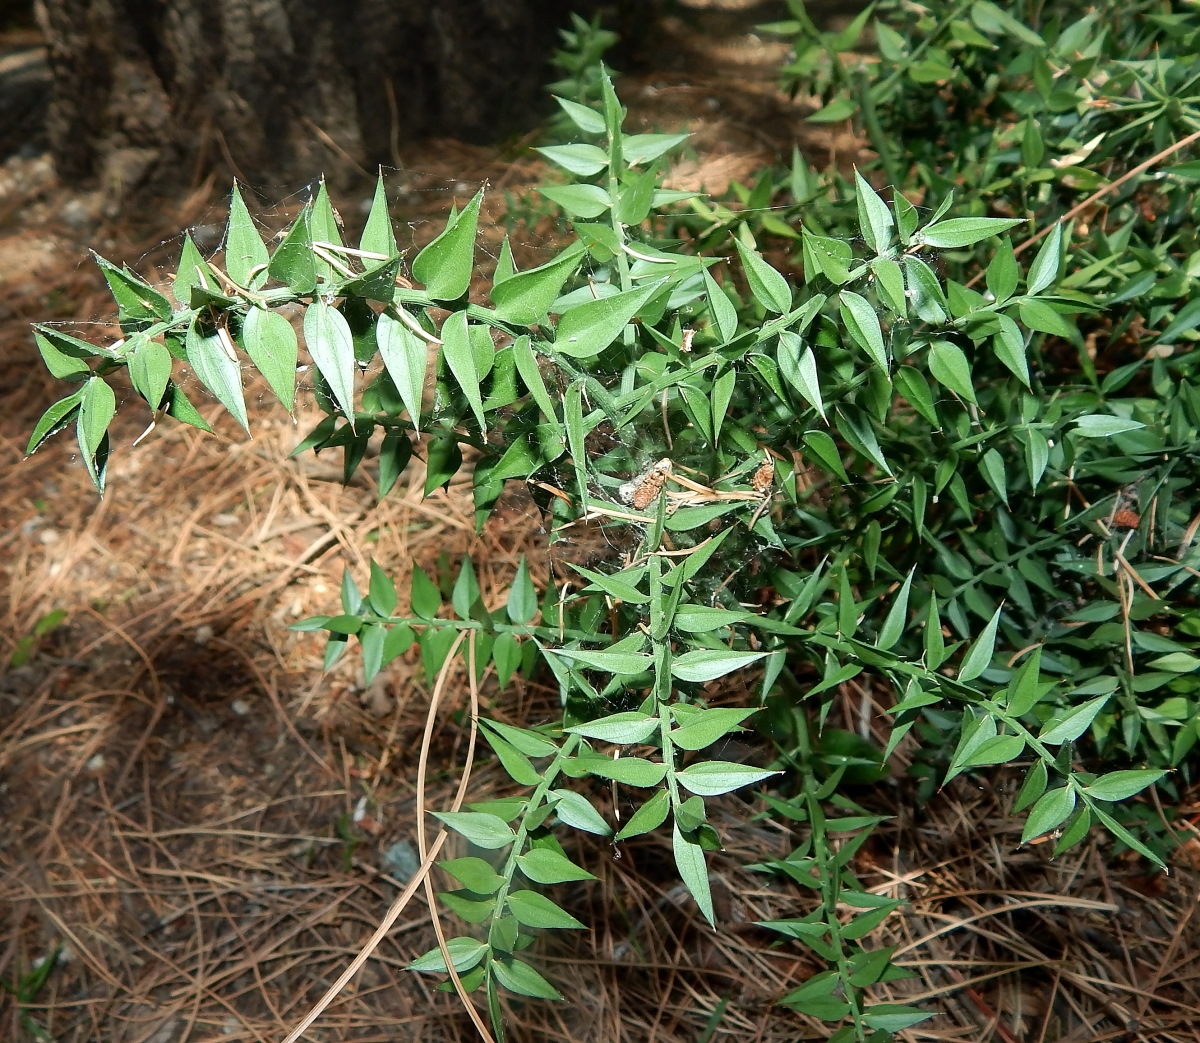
[27,387,85,455]
[491,957,562,1000]
[242,307,298,411]
[577,754,666,787]
[483,719,558,758]
[808,93,856,122]
[439,854,504,892]
[304,300,357,422]
[711,366,736,444]
[341,569,363,613]
[1038,694,1110,745]
[410,565,441,619]
[432,811,516,849]
[547,648,652,676]
[1074,415,1145,437]
[835,406,891,475]
[600,69,625,140]
[992,313,1029,386]
[778,331,825,418]
[511,336,558,422]
[781,970,850,1019]
[905,257,948,323]
[570,563,649,604]
[267,207,316,293]
[1158,297,1200,343]
[1017,299,1076,338]
[1006,648,1046,716]
[174,233,217,308]
[408,937,488,974]
[957,606,1002,683]
[676,761,779,796]
[376,311,428,430]
[673,605,748,634]
[979,448,1008,506]
[1024,429,1049,489]
[672,821,715,925]
[482,729,540,787]
[839,291,888,369]
[921,217,1020,249]
[1083,769,1165,802]
[893,191,918,243]
[734,240,792,314]
[986,239,1019,302]
[872,257,907,315]
[360,174,398,259]
[440,893,499,927]
[77,377,116,459]
[672,649,769,684]
[128,338,173,408]
[854,170,894,254]
[802,230,852,285]
[567,711,659,745]
[616,789,671,840]
[962,733,1025,768]
[928,340,976,404]
[517,848,596,884]
[972,0,1047,47]
[451,557,482,622]
[536,143,609,176]
[412,187,483,301]
[671,707,756,751]
[309,179,344,281]
[490,241,585,325]
[225,184,270,286]
[554,95,606,134]
[863,1004,934,1032]
[439,311,486,431]
[1150,652,1200,673]
[359,623,384,682]
[1026,224,1062,295]
[91,252,173,325]
[381,621,414,664]
[507,557,538,625]
[553,279,665,358]
[1014,760,1048,814]
[1022,786,1076,843]
[322,614,362,636]
[623,132,690,165]
[164,382,213,432]
[1091,804,1167,868]
[1053,803,1091,853]
[703,270,738,342]
[186,320,249,433]
[549,788,612,836]
[538,183,612,219]
[877,569,914,651]
[803,430,849,481]
[34,330,93,380]
[506,889,584,930]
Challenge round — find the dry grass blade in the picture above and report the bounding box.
[416,631,493,1043]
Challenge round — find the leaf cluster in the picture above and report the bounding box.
[25,42,1199,1038]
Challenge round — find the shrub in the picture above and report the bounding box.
[26,52,1193,1039]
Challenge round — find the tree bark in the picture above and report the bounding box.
[34,0,598,189]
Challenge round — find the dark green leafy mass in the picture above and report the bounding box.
[27,5,1200,1029]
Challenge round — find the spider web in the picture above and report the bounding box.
[44,167,867,609]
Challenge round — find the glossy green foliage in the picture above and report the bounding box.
[26,40,1196,1038]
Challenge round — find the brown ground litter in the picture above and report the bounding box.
[3,8,1200,1043]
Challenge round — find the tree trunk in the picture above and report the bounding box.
[33,0,598,190]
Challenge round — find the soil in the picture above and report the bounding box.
[2,3,1199,1042]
